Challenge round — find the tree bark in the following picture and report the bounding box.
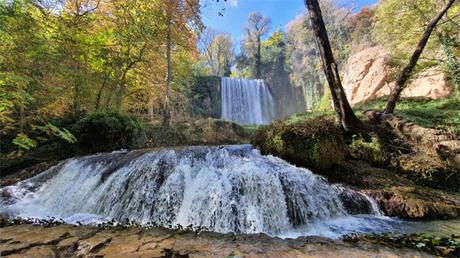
[164,9,173,123]
[255,35,262,79]
[384,0,456,114]
[304,0,363,132]
[95,72,110,111]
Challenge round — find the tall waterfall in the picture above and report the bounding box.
[221,78,276,125]
[1,145,395,238]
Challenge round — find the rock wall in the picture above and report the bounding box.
[343,46,454,106]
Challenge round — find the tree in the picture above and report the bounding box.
[160,0,202,122]
[286,0,351,110]
[384,0,457,114]
[199,28,234,76]
[303,0,363,131]
[242,12,271,79]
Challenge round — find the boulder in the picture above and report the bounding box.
[343,46,454,106]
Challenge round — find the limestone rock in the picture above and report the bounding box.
[0,224,433,257]
[343,46,454,106]
[366,187,460,220]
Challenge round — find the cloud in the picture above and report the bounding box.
[229,0,238,7]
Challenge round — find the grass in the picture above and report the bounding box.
[285,111,336,124]
[283,95,460,136]
[355,95,460,135]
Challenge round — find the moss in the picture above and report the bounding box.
[348,133,394,167]
[252,116,346,170]
[348,233,460,257]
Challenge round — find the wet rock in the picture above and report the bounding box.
[366,187,460,220]
[0,224,433,257]
[335,187,375,215]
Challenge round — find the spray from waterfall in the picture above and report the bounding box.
[221,78,276,125]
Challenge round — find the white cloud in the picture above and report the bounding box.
[229,0,238,7]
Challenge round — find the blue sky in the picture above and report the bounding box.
[202,0,378,48]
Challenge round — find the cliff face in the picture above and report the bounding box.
[343,46,454,106]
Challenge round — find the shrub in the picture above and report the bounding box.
[73,112,143,153]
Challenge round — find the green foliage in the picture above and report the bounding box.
[189,76,221,118]
[38,123,77,144]
[373,0,460,72]
[312,85,334,112]
[439,34,460,90]
[73,112,143,153]
[349,133,391,167]
[12,133,37,152]
[252,116,345,170]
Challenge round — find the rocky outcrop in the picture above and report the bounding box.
[343,46,454,106]
[0,224,433,257]
[366,187,460,220]
[321,160,460,220]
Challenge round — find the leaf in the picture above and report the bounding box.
[416,242,426,248]
[39,123,77,144]
[12,133,37,151]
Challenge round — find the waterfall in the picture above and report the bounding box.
[0,145,394,238]
[221,78,276,125]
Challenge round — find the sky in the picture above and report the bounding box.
[202,0,378,49]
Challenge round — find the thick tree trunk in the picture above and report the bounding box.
[384,0,456,114]
[304,0,363,132]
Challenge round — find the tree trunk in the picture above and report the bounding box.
[95,72,110,111]
[304,0,363,132]
[117,82,125,111]
[255,36,262,79]
[164,11,173,123]
[384,0,456,114]
[19,86,25,133]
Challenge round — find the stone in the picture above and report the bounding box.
[366,187,460,220]
[0,224,434,257]
[343,46,454,106]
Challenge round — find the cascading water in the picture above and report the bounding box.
[1,145,398,238]
[221,77,276,125]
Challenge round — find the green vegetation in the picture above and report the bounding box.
[356,96,460,135]
[346,233,460,258]
[73,112,143,153]
[252,116,345,170]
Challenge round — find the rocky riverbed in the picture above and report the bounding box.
[0,224,434,258]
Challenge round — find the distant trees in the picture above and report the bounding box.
[242,12,271,79]
[286,0,351,110]
[304,0,364,131]
[199,28,234,77]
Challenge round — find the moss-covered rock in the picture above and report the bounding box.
[140,118,253,148]
[252,116,346,170]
